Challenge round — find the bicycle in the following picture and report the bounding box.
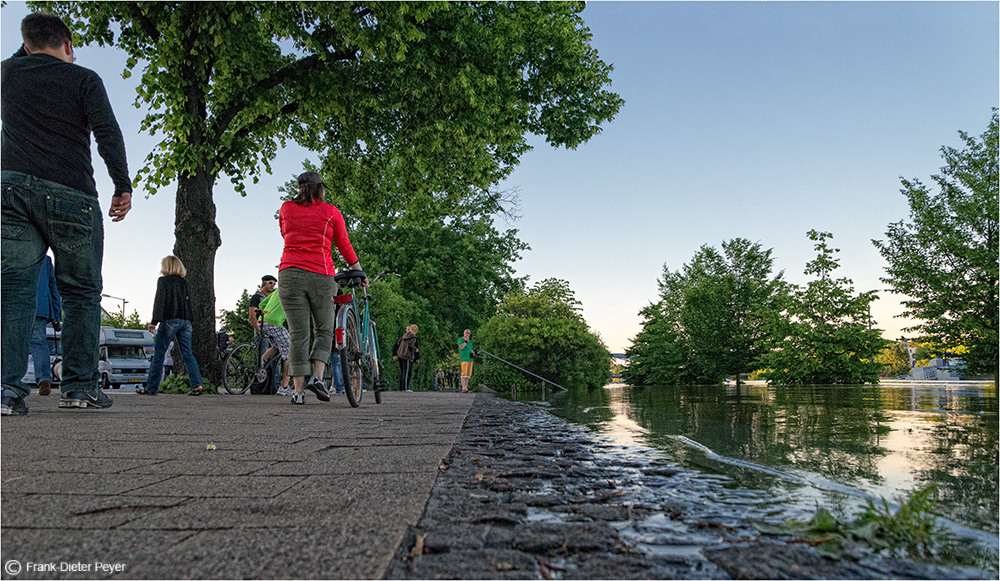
[222,315,278,395]
[333,269,396,407]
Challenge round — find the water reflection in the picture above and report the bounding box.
[512,383,999,537]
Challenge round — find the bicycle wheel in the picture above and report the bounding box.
[223,343,255,395]
[341,310,363,407]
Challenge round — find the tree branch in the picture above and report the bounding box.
[126,3,161,42]
[214,101,302,169]
[209,40,359,147]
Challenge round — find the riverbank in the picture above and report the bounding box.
[385,392,991,580]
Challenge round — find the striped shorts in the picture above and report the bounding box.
[261,323,290,360]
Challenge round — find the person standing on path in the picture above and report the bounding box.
[1,12,133,416]
[278,171,366,405]
[137,256,203,396]
[30,254,61,396]
[392,325,420,392]
[248,274,276,357]
[458,329,476,393]
[256,289,292,395]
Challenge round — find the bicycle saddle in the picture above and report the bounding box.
[334,269,368,288]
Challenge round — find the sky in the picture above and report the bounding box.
[2,1,997,354]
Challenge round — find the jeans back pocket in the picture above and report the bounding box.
[47,192,96,253]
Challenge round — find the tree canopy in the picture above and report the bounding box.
[477,278,610,391]
[37,1,624,380]
[873,111,999,381]
[623,238,785,386]
[760,231,886,385]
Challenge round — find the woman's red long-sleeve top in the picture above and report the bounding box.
[278,199,359,276]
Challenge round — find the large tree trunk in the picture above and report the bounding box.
[174,170,222,387]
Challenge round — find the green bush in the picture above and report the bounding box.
[159,373,218,394]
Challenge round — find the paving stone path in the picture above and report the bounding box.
[1,390,473,579]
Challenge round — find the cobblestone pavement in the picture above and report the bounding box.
[385,394,988,580]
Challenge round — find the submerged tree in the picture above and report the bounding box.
[624,239,786,386]
[873,111,999,381]
[761,231,887,385]
[622,268,699,386]
[681,239,787,385]
[40,1,623,380]
[876,342,911,378]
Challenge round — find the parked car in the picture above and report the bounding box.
[98,327,155,389]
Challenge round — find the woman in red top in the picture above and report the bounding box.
[278,172,367,405]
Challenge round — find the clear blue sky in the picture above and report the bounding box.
[3,1,997,353]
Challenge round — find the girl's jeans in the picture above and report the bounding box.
[145,319,202,393]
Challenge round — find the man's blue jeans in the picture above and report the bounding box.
[30,317,52,384]
[145,319,202,393]
[329,350,345,393]
[2,172,104,399]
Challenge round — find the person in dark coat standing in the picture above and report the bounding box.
[137,256,203,396]
[392,325,420,392]
[1,12,133,416]
[31,254,61,395]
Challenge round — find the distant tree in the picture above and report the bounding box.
[100,308,146,330]
[42,1,623,383]
[624,239,786,386]
[873,111,998,381]
[761,231,887,385]
[912,344,936,361]
[680,239,787,385]
[877,342,911,377]
[478,279,610,390]
[217,290,254,346]
[623,269,701,386]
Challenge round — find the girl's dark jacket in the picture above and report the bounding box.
[150,275,194,324]
[393,332,420,363]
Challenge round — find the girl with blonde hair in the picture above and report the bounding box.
[137,255,203,396]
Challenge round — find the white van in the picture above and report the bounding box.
[22,324,62,385]
[98,327,155,389]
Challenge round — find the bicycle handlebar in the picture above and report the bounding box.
[369,269,400,285]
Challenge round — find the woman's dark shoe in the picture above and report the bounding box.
[136,387,158,396]
[188,386,203,396]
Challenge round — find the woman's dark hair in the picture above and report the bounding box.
[22,12,71,52]
[293,183,325,206]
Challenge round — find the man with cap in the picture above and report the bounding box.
[249,275,276,368]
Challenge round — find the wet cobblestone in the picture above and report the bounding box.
[384,393,987,580]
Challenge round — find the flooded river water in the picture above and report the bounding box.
[505,382,998,547]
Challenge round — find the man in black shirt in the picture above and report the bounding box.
[1,12,133,416]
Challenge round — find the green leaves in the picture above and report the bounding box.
[873,111,999,380]
[753,485,991,569]
[624,239,786,386]
[760,231,887,385]
[478,279,610,391]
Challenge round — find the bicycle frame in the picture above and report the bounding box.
[334,270,397,405]
[335,270,395,355]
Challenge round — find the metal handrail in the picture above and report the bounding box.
[478,350,568,391]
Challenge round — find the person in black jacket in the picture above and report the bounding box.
[1,13,133,416]
[137,256,203,396]
[392,325,420,392]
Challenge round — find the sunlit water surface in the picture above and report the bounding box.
[506,382,998,548]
